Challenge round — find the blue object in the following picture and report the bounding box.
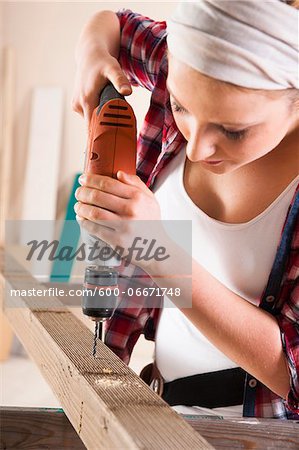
[50,173,81,282]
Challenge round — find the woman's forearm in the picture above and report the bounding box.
[147,243,290,399]
[187,260,289,399]
[75,10,121,64]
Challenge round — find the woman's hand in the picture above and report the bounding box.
[72,10,132,127]
[72,51,132,127]
[75,170,160,222]
[74,171,168,270]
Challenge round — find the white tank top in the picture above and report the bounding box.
[154,149,299,385]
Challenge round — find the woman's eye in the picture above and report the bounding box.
[221,127,248,141]
[170,100,248,141]
[171,102,187,114]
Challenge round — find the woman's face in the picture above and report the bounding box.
[167,54,298,174]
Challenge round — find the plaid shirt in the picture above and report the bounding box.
[105,9,299,419]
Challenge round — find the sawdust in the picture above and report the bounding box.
[94,376,144,389]
[95,377,123,388]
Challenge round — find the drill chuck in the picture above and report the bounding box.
[82,265,118,319]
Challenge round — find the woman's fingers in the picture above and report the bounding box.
[75,186,129,215]
[76,216,116,242]
[83,97,99,128]
[75,201,118,224]
[77,172,151,198]
[78,173,137,199]
[116,171,151,194]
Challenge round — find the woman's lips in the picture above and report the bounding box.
[203,160,224,165]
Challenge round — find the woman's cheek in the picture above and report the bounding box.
[235,135,275,164]
[172,114,190,141]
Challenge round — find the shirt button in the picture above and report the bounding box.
[265,295,275,303]
[249,378,257,388]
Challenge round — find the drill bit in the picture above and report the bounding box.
[92,322,98,358]
[92,321,103,358]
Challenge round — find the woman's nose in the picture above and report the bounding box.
[185,126,217,162]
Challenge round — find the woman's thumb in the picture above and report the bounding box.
[107,59,132,95]
[117,171,149,192]
[117,170,134,182]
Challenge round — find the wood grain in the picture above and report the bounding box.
[2,404,298,450]
[0,250,213,450]
[2,250,297,450]
[0,407,86,449]
[187,416,299,449]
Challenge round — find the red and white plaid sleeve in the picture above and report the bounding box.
[116,9,168,91]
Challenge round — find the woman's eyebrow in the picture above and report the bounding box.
[221,121,259,127]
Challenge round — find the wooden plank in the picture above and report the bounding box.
[0,47,15,361]
[2,407,298,450]
[0,47,15,245]
[21,87,64,222]
[0,407,86,450]
[0,250,213,450]
[20,87,64,282]
[186,416,299,450]
[0,311,13,361]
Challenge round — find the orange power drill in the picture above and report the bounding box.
[81,83,137,356]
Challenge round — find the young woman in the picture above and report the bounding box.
[73,1,299,419]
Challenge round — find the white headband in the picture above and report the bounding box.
[167,0,299,90]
